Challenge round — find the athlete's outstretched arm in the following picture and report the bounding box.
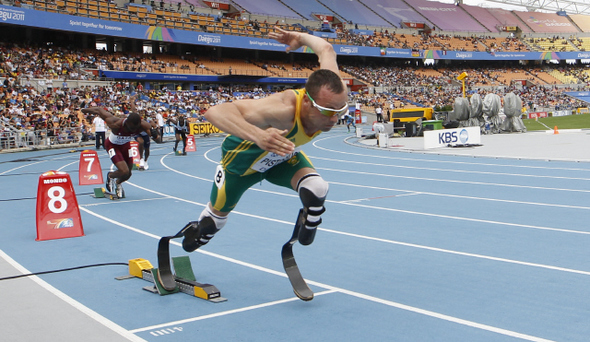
[82,107,119,128]
[204,91,296,156]
[269,27,339,76]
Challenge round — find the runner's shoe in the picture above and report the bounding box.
[139,158,145,170]
[105,172,112,192]
[110,177,118,195]
[144,160,149,170]
[115,182,124,199]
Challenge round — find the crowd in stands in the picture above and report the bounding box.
[333,29,532,53]
[6,0,589,54]
[0,75,277,149]
[2,71,585,150]
[2,33,589,150]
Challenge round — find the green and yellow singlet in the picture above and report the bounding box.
[220,88,320,176]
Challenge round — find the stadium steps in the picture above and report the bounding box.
[315,0,348,26]
[357,0,396,27]
[567,15,584,33]
[277,0,306,22]
[460,5,492,34]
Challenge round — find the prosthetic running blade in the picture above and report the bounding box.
[156,227,186,291]
[282,209,314,301]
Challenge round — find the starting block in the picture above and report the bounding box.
[92,187,119,200]
[117,258,226,303]
[175,151,187,156]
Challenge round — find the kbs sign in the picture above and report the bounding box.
[424,126,481,149]
[190,122,223,135]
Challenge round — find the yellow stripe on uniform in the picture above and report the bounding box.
[222,140,254,166]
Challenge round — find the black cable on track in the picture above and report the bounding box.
[0,262,129,281]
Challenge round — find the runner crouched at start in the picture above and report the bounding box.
[82,107,152,198]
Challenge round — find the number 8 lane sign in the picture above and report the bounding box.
[36,171,84,241]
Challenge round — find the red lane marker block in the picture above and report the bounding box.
[130,141,140,166]
[185,135,196,152]
[78,150,103,185]
[36,171,84,241]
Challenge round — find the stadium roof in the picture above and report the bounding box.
[482,0,590,15]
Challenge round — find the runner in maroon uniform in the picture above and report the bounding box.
[82,107,152,198]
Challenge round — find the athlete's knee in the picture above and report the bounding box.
[120,169,132,182]
[296,173,328,245]
[297,173,328,210]
[182,205,228,252]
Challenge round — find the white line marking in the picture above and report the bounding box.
[320,226,590,276]
[119,181,590,269]
[0,249,146,342]
[0,160,46,175]
[200,145,590,210]
[312,135,590,172]
[331,287,555,342]
[341,192,421,203]
[81,197,171,207]
[311,155,590,181]
[57,161,77,171]
[328,181,590,210]
[317,166,590,193]
[78,208,556,341]
[330,200,590,236]
[152,151,590,235]
[129,290,337,333]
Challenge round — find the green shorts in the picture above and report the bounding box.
[209,151,314,213]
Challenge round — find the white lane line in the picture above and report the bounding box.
[0,160,46,175]
[78,208,555,342]
[81,197,171,207]
[311,155,590,181]
[201,146,590,210]
[319,226,590,276]
[0,249,146,342]
[57,161,77,171]
[154,150,590,236]
[332,287,555,342]
[129,290,337,333]
[329,181,590,211]
[311,135,590,172]
[120,181,590,271]
[317,166,590,193]
[341,192,422,203]
[154,154,590,236]
[332,199,590,236]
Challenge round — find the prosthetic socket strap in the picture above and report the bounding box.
[182,216,218,252]
[298,188,326,246]
[297,174,328,246]
[299,187,326,227]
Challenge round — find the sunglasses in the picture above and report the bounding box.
[306,92,348,117]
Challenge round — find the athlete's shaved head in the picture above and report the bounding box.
[127,112,141,126]
[125,112,142,132]
[305,69,344,99]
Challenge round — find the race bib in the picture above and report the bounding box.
[214,164,225,189]
[250,148,300,173]
[109,133,134,145]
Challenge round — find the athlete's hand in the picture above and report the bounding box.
[269,27,303,53]
[254,127,295,156]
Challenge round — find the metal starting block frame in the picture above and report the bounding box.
[117,258,227,303]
